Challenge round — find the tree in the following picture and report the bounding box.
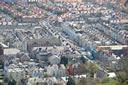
[112,56,128,85]
[0,44,3,55]
[43,73,49,78]
[4,76,9,83]
[86,62,99,77]
[100,78,120,85]
[117,72,128,84]
[53,83,61,85]
[5,39,10,43]
[124,0,128,6]
[107,67,115,72]
[16,8,22,12]
[116,56,128,85]
[21,78,26,85]
[10,14,16,19]
[67,76,75,85]
[76,62,99,76]
[102,77,111,84]
[77,64,88,75]
[95,13,102,17]
[60,56,68,66]
[82,78,99,85]
[8,80,16,85]
[80,56,87,64]
[77,77,86,85]
[66,62,73,67]
[0,82,4,85]
[118,56,128,73]
[124,80,128,85]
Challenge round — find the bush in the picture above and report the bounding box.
[67,76,75,85]
[60,56,68,66]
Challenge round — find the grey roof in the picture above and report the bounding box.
[27,37,61,52]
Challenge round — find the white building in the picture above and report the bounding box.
[29,67,44,78]
[107,72,116,78]
[47,64,66,77]
[27,77,44,85]
[4,48,20,56]
[7,64,25,81]
[27,77,58,85]
[49,55,60,64]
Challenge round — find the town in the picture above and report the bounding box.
[0,0,128,85]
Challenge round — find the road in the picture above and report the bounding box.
[39,13,106,72]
